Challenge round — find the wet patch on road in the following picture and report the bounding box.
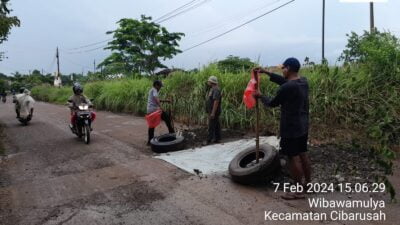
[0,189,18,225]
[0,167,11,188]
[38,180,165,225]
[51,158,116,177]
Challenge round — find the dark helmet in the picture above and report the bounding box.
[19,87,26,94]
[72,83,83,94]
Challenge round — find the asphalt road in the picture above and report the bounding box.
[0,98,398,225]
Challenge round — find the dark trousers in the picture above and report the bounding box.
[148,111,175,143]
[208,115,221,142]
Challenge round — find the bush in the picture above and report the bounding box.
[217,55,257,74]
[32,85,70,104]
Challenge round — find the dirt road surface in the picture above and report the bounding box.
[0,100,399,225]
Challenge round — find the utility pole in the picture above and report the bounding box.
[93,60,96,73]
[56,47,60,78]
[322,0,325,62]
[54,47,62,87]
[370,2,375,33]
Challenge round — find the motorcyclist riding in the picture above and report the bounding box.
[0,90,6,103]
[14,87,27,118]
[14,88,35,121]
[68,83,96,131]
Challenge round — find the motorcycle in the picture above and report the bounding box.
[68,101,93,144]
[18,110,33,125]
[1,95,6,103]
[15,93,35,126]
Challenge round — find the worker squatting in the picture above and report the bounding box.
[265,198,386,221]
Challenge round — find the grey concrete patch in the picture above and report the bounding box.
[155,137,279,175]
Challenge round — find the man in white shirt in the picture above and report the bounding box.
[147,80,175,145]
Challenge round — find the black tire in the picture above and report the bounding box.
[84,124,90,144]
[229,144,280,185]
[150,133,185,153]
[19,118,28,126]
[77,126,83,138]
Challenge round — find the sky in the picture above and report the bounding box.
[0,0,399,75]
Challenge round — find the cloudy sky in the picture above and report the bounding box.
[0,0,399,75]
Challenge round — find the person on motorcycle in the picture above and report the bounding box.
[14,88,34,119]
[68,83,96,131]
[14,87,26,118]
[0,89,6,103]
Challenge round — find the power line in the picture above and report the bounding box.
[64,0,207,54]
[65,2,202,52]
[156,0,210,24]
[63,45,108,54]
[84,45,108,52]
[154,0,199,22]
[183,0,295,52]
[46,52,57,73]
[67,38,112,51]
[188,0,282,38]
[63,56,91,70]
[64,0,282,55]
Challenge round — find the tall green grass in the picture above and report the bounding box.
[85,78,152,115]
[31,84,71,104]
[160,64,280,130]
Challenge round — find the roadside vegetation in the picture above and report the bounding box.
[30,31,400,196]
[0,11,397,196]
[0,0,20,61]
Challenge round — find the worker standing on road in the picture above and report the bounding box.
[204,76,222,145]
[147,80,175,146]
[254,58,311,200]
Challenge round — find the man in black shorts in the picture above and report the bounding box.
[255,57,311,200]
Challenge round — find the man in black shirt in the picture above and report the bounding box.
[204,76,222,145]
[255,57,311,200]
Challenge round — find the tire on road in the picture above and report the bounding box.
[229,144,279,185]
[151,133,185,153]
[18,118,28,126]
[84,124,91,144]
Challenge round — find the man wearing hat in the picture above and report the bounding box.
[204,76,222,145]
[147,80,175,145]
[255,57,311,200]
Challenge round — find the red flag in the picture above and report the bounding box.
[243,70,260,109]
[145,109,162,128]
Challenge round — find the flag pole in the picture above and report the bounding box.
[255,70,260,163]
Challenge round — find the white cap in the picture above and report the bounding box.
[208,76,218,84]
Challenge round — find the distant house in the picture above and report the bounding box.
[54,72,62,87]
[155,68,183,76]
[106,73,124,80]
